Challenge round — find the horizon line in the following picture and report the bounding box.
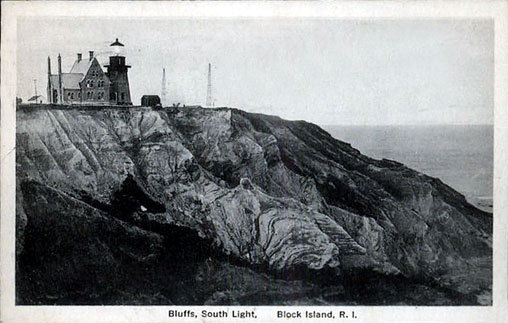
[319,123,494,127]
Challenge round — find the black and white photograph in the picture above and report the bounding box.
[1,1,508,322]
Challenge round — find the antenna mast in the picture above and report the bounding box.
[161,68,167,106]
[33,79,38,104]
[206,63,212,107]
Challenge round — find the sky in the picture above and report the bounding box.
[17,18,493,125]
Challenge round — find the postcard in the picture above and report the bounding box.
[1,1,507,322]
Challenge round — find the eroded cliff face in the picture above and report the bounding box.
[16,105,492,304]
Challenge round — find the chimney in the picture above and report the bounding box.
[77,53,82,62]
[47,56,52,103]
[58,54,62,75]
[58,54,62,104]
[89,51,94,61]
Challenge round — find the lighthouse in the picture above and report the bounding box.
[105,38,132,105]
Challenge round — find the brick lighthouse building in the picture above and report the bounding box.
[46,38,132,105]
[105,38,132,105]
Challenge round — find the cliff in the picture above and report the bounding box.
[15,105,492,305]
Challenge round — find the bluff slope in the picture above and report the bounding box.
[16,105,492,304]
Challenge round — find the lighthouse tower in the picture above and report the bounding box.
[105,38,132,105]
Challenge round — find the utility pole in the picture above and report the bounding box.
[161,68,167,106]
[206,63,212,108]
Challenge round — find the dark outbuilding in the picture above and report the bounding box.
[141,95,161,107]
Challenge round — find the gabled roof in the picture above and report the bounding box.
[49,73,83,90]
[69,58,94,75]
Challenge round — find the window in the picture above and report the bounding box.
[87,91,92,99]
[70,93,74,99]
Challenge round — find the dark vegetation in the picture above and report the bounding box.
[17,177,481,305]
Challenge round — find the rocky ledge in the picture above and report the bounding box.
[15,105,492,304]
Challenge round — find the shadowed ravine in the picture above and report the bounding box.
[16,105,492,305]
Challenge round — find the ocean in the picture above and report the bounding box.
[322,125,493,212]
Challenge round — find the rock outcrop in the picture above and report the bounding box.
[16,105,492,304]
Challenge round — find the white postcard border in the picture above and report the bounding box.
[2,1,507,322]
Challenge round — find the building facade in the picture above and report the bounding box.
[47,39,131,105]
